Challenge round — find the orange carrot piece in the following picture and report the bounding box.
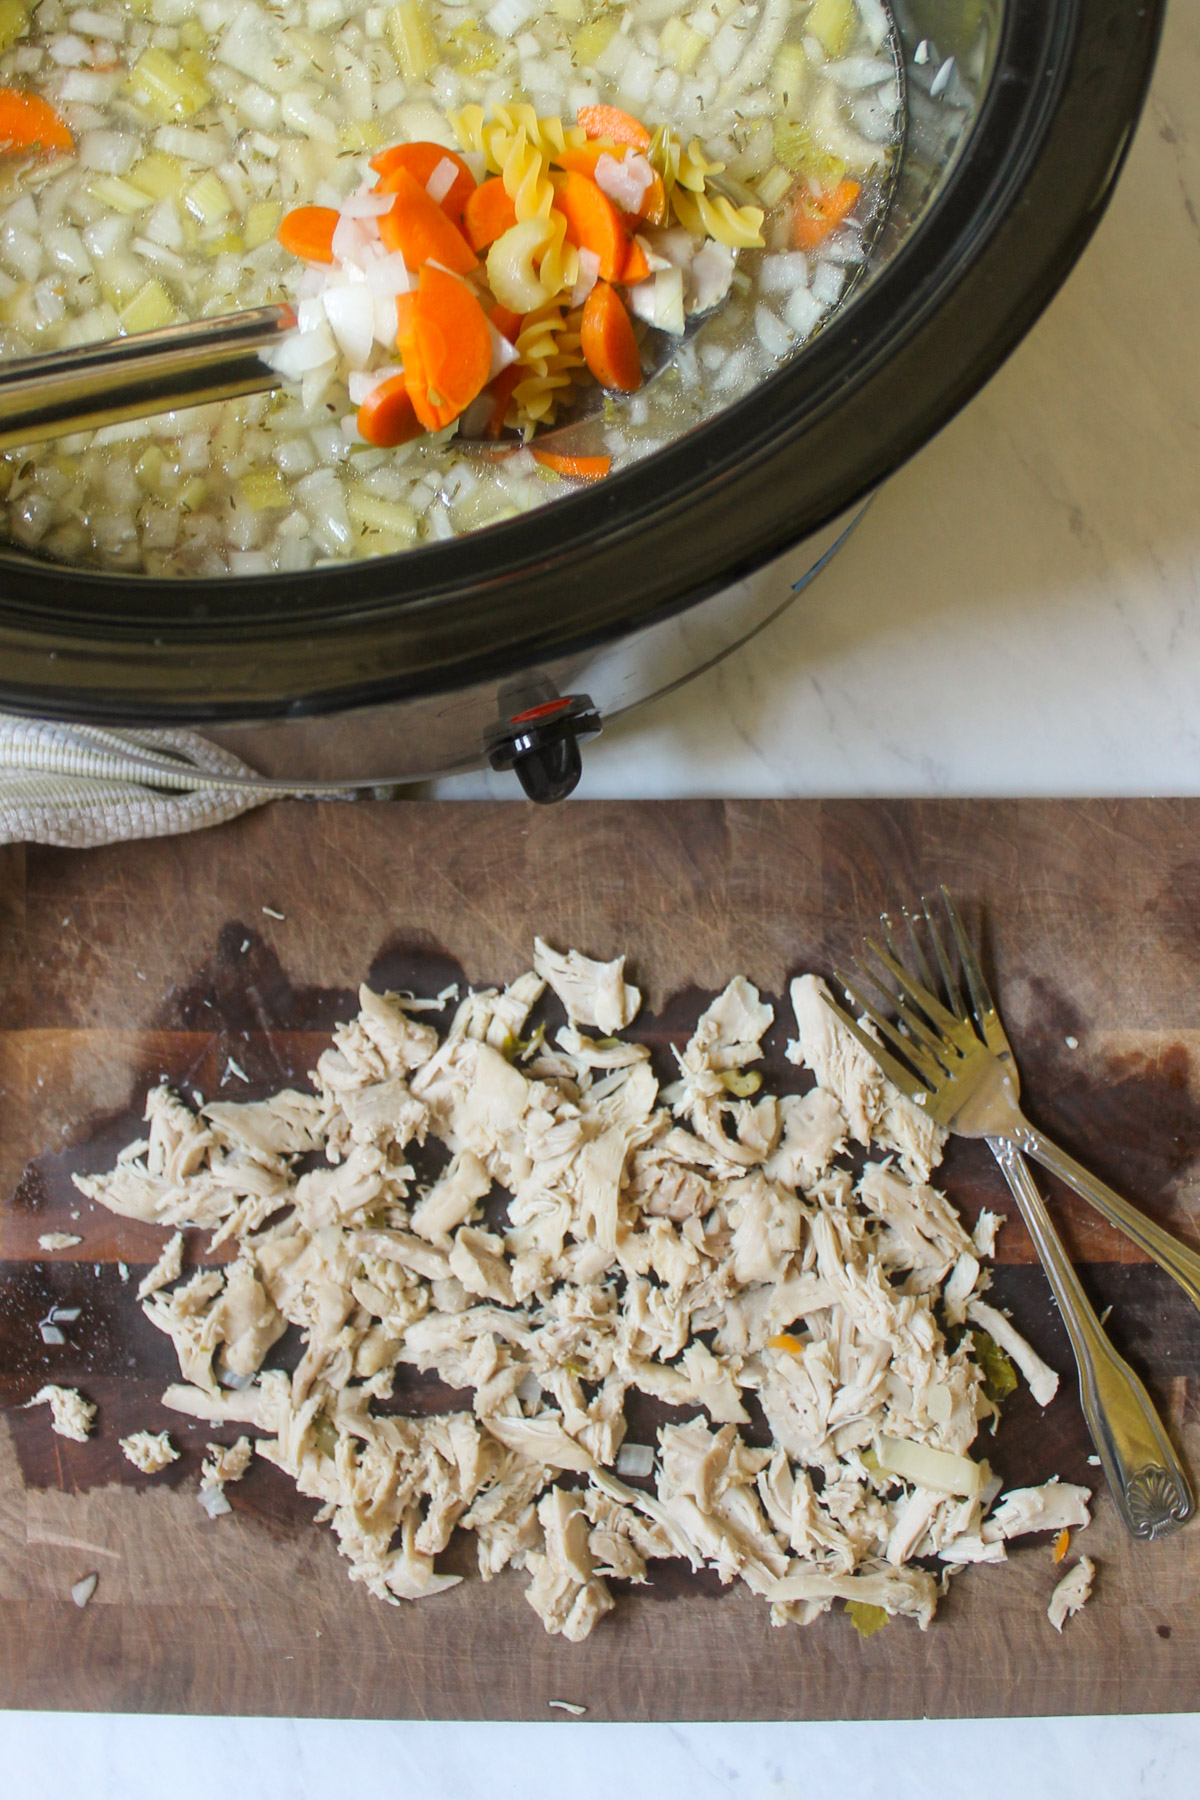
[488,302,524,343]
[394,289,419,352]
[0,88,73,154]
[406,262,491,429]
[792,177,861,251]
[379,167,478,276]
[370,141,476,225]
[558,144,666,225]
[484,362,522,438]
[621,236,652,285]
[532,450,611,482]
[576,103,651,150]
[769,1332,804,1354]
[357,374,425,448]
[632,169,666,226]
[555,140,618,179]
[1053,1529,1070,1564]
[551,170,628,282]
[580,280,641,392]
[277,205,340,263]
[463,176,518,252]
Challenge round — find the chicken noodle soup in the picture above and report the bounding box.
[0,0,902,574]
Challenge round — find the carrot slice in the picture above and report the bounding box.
[580,280,641,392]
[488,302,524,343]
[576,104,651,151]
[406,262,492,430]
[463,177,519,252]
[792,178,861,251]
[532,450,612,482]
[621,236,652,285]
[394,289,419,352]
[484,362,522,438]
[370,141,476,226]
[551,170,628,282]
[632,169,667,227]
[558,144,666,226]
[0,88,73,154]
[379,167,478,276]
[357,374,425,448]
[555,140,618,180]
[277,204,339,263]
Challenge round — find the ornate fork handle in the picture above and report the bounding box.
[1014,1120,1200,1318]
[990,1137,1194,1539]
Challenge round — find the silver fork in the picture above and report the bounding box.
[825,892,1195,1540]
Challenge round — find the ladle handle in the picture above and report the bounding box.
[0,302,293,450]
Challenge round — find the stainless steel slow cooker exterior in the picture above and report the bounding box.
[0,0,1167,799]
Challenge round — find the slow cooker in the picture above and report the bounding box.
[0,0,1167,801]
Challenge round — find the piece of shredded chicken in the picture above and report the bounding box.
[70,946,1089,1640]
[119,1429,179,1474]
[1048,1555,1096,1632]
[198,1435,253,1518]
[25,1384,95,1442]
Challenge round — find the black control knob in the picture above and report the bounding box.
[484,693,602,804]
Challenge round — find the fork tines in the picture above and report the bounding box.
[825,888,995,1100]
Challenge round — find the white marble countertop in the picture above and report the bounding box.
[6,6,1200,1791]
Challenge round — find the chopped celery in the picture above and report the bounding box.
[339,120,388,153]
[178,19,206,51]
[201,230,243,257]
[846,1601,888,1639]
[134,444,164,491]
[120,278,175,333]
[244,200,280,249]
[240,468,291,511]
[127,47,211,121]
[0,0,29,55]
[754,164,793,209]
[572,15,619,65]
[184,171,233,224]
[129,153,185,200]
[972,1329,1018,1403]
[177,475,208,512]
[385,0,434,81]
[346,489,419,540]
[660,16,706,74]
[773,118,846,184]
[805,0,855,57]
[772,42,808,113]
[87,174,152,215]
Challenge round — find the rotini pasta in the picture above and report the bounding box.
[510,301,585,433]
[671,187,766,250]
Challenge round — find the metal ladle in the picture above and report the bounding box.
[0,271,733,456]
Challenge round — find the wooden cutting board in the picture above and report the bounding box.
[1,799,1198,1721]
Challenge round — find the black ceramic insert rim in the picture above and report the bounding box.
[0,0,1166,722]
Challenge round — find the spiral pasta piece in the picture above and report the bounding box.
[510,301,585,432]
[671,185,765,249]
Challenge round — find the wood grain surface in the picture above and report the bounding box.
[1,799,1198,1720]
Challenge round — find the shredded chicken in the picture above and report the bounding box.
[38,1232,82,1251]
[1048,1555,1095,1632]
[71,945,1090,1641]
[137,1230,185,1300]
[119,1430,179,1474]
[25,1384,95,1442]
[967,1299,1059,1408]
[199,1435,253,1518]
